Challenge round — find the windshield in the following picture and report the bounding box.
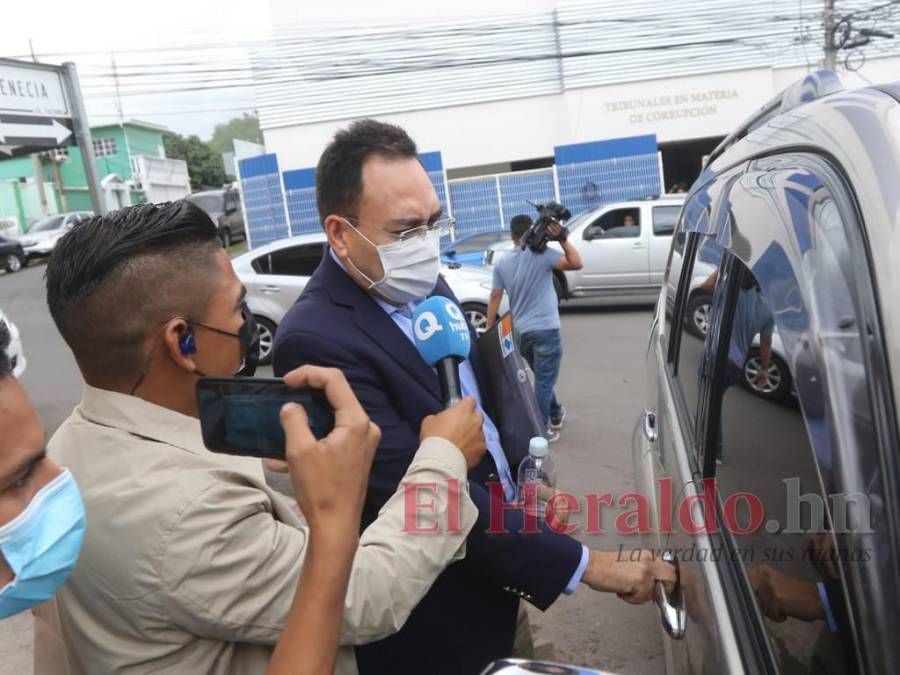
[29,215,65,233]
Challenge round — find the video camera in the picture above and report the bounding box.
[521,200,572,253]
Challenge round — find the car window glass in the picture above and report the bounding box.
[672,234,724,435]
[713,257,857,674]
[187,194,223,214]
[251,253,271,274]
[652,205,680,236]
[454,232,507,253]
[29,215,65,232]
[266,244,325,276]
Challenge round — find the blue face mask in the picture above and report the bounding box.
[0,469,86,619]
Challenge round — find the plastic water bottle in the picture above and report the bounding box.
[516,437,557,518]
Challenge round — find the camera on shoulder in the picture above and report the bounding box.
[521,201,572,253]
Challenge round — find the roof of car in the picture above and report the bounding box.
[232,233,326,266]
[701,77,900,401]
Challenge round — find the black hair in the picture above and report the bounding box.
[316,119,419,222]
[0,320,11,380]
[45,201,223,385]
[510,214,533,240]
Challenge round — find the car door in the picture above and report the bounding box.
[245,243,326,324]
[571,205,650,290]
[649,203,681,286]
[223,190,245,240]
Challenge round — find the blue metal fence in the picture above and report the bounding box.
[283,168,319,236]
[498,169,555,224]
[420,151,448,215]
[554,135,660,217]
[238,154,290,248]
[447,177,503,238]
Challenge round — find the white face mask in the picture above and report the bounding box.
[340,218,442,304]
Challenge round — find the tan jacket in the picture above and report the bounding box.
[34,385,475,675]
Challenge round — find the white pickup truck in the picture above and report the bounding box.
[487,195,685,303]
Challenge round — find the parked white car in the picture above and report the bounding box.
[19,212,93,262]
[0,308,27,378]
[486,196,685,303]
[232,234,509,364]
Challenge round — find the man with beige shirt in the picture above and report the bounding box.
[34,201,486,674]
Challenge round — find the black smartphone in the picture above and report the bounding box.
[196,377,335,459]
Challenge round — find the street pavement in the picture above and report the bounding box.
[0,261,665,675]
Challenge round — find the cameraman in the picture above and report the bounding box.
[486,213,583,441]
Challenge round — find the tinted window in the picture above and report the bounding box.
[264,244,325,277]
[652,205,680,236]
[713,258,856,674]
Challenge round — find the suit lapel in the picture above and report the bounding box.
[320,253,442,404]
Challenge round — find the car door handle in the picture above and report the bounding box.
[642,410,658,444]
[655,549,686,640]
[632,242,646,249]
[261,285,281,294]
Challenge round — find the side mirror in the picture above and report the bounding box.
[483,250,496,265]
[444,249,456,257]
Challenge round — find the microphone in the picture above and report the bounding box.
[412,296,471,408]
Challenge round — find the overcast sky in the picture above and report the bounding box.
[4,0,560,138]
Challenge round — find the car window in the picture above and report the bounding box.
[652,205,680,236]
[453,231,507,253]
[711,256,858,674]
[671,233,724,437]
[585,208,640,240]
[264,244,325,277]
[29,215,65,232]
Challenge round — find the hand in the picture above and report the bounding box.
[582,550,677,605]
[547,223,567,241]
[274,366,381,535]
[748,565,824,623]
[420,397,486,470]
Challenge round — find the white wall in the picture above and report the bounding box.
[262,55,900,174]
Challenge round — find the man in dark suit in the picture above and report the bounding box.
[273,119,675,674]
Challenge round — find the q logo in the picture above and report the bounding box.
[445,303,464,322]
[414,311,443,341]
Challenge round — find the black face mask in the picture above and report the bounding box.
[193,303,259,378]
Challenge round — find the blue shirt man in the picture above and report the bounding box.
[487,214,583,440]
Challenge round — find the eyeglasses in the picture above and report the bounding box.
[344,215,455,242]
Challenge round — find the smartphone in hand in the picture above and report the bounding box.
[196,377,335,459]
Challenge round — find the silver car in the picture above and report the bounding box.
[232,234,508,364]
[636,72,900,673]
[18,211,93,261]
[486,195,685,304]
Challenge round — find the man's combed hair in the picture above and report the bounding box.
[0,320,12,380]
[45,201,223,385]
[316,119,418,222]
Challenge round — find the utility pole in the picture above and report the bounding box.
[824,0,838,70]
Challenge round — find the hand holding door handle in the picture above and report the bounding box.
[655,550,686,639]
[581,550,677,605]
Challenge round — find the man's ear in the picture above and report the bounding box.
[324,216,351,257]
[161,319,198,373]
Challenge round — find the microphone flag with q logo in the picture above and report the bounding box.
[412,296,470,366]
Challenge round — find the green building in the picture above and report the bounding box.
[0,120,171,231]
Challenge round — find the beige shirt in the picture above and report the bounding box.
[34,385,475,675]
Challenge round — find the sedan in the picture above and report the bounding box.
[18,212,93,261]
[232,234,508,364]
[0,236,26,273]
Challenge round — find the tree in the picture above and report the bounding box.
[163,132,226,190]
[208,113,262,161]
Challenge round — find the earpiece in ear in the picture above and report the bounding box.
[179,329,197,355]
